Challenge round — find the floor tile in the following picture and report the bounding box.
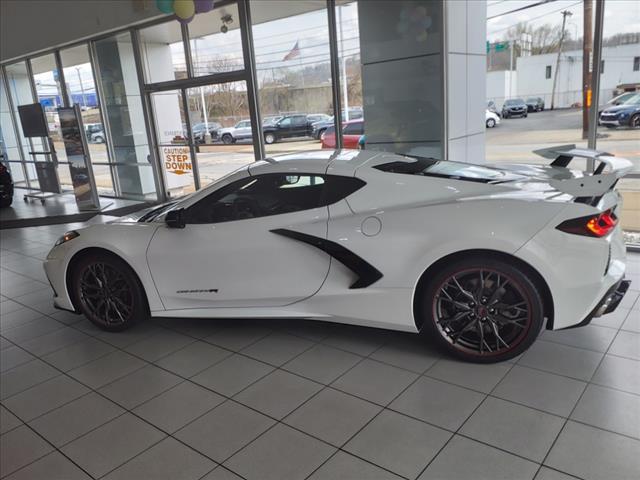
[225,423,336,480]
[41,337,115,371]
[204,324,272,351]
[540,324,617,353]
[621,309,640,333]
[154,340,231,377]
[570,384,640,439]
[369,335,440,373]
[3,375,89,422]
[323,327,389,356]
[608,330,640,361]
[89,322,163,349]
[0,359,60,400]
[591,307,629,329]
[492,365,587,417]
[284,387,381,447]
[3,451,91,480]
[201,467,244,480]
[0,425,54,478]
[98,364,182,409]
[241,332,314,366]
[331,358,418,406]
[191,354,273,396]
[419,435,539,480]
[175,400,275,462]
[125,330,194,362]
[534,466,578,480]
[2,316,65,344]
[344,410,451,479]
[425,358,512,394]
[234,369,323,419]
[0,307,44,330]
[308,451,403,480]
[0,345,34,372]
[68,350,146,389]
[29,392,124,447]
[545,421,640,480]
[591,354,640,395]
[283,343,362,384]
[134,381,225,433]
[461,396,564,462]
[61,413,165,479]
[0,405,22,434]
[19,327,88,357]
[102,437,215,480]
[390,376,485,431]
[518,340,603,381]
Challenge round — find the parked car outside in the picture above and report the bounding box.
[599,94,640,128]
[311,117,334,139]
[502,99,528,118]
[86,124,104,143]
[0,160,14,207]
[90,130,105,143]
[262,114,314,144]
[485,110,500,128]
[320,119,364,149]
[306,113,331,124]
[262,115,283,126]
[218,120,253,144]
[191,122,221,144]
[526,97,545,112]
[487,100,501,118]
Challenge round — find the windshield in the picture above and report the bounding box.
[505,99,524,106]
[526,98,538,103]
[623,94,640,105]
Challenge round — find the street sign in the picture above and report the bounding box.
[495,42,509,52]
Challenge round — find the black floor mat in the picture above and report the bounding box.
[0,212,97,229]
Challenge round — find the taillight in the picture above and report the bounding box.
[557,209,618,238]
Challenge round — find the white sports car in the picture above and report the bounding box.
[44,147,632,362]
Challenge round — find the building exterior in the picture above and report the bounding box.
[1,0,486,202]
[487,43,640,108]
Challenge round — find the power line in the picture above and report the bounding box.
[487,0,558,20]
[488,0,583,35]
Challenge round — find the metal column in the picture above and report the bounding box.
[587,0,605,160]
[327,0,344,149]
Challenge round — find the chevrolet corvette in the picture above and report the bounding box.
[44,147,632,362]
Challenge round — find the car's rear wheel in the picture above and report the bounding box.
[419,257,544,363]
[486,118,496,128]
[72,253,147,332]
[221,134,233,144]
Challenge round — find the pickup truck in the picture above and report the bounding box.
[262,114,314,144]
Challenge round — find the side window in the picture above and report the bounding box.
[187,173,326,224]
[545,65,552,79]
[279,117,292,127]
[292,116,306,126]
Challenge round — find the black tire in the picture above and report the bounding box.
[503,112,509,119]
[94,136,104,144]
[486,118,496,128]
[72,252,147,332]
[221,134,233,145]
[419,256,544,363]
[630,114,640,128]
[264,132,276,144]
[524,113,528,118]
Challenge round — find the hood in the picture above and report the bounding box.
[108,201,178,224]
[505,104,526,109]
[602,104,639,114]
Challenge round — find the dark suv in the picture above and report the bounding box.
[502,99,528,118]
[526,97,545,112]
[0,159,14,207]
[262,114,313,144]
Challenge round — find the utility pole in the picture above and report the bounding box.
[550,10,572,110]
[582,0,593,139]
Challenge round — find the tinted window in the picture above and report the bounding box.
[187,174,365,224]
[343,122,364,135]
[293,116,306,126]
[278,117,292,127]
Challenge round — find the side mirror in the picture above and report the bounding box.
[165,209,186,229]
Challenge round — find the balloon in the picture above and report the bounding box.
[156,0,174,14]
[194,0,214,14]
[174,0,195,22]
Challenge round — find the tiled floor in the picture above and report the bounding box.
[1,222,639,480]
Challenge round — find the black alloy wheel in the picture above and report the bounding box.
[630,114,640,128]
[421,258,544,363]
[73,253,146,331]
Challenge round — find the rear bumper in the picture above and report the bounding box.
[559,278,631,330]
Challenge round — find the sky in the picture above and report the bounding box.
[487,0,640,42]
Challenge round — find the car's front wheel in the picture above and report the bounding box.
[419,256,544,363]
[265,133,276,144]
[630,113,640,128]
[486,118,496,128]
[221,134,233,144]
[72,253,147,332]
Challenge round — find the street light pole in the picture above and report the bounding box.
[75,67,86,108]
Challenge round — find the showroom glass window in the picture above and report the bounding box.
[5,61,41,189]
[0,71,26,186]
[94,32,156,200]
[250,0,334,156]
[139,21,187,83]
[60,44,114,196]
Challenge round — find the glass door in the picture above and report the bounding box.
[150,89,197,196]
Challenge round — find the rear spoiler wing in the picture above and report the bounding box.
[533,144,633,196]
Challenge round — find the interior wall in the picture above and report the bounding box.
[0,0,164,63]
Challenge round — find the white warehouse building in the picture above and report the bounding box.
[487,43,640,109]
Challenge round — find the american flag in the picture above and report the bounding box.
[283,41,301,61]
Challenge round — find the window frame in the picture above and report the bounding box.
[545,65,552,79]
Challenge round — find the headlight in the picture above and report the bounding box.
[619,112,628,118]
[55,230,80,246]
